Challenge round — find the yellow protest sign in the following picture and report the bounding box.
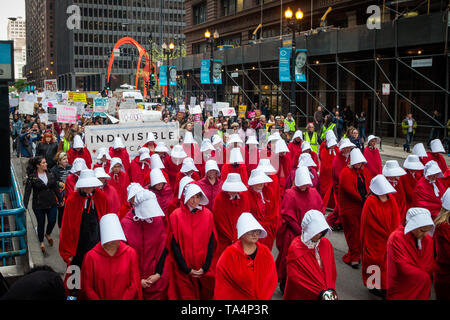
[72,92,87,103]
[238,105,247,118]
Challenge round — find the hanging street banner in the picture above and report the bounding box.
[169,66,177,86]
[0,41,14,81]
[279,48,291,82]
[200,59,211,84]
[159,66,167,86]
[212,60,222,84]
[295,49,307,82]
[85,122,180,160]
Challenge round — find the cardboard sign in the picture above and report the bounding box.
[57,105,77,123]
[75,102,85,116]
[18,101,35,115]
[238,105,247,118]
[108,97,118,115]
[190,96,196,108]
[189,105,202,115]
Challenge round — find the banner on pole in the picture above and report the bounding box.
[295,49,307,82]
[212,60,222,84]
[279,48,292,82]
[200,59,210,84]
[159,66,167,86]
[169,66,177,86]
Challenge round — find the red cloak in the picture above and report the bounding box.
[213,241,277,300]
[284,237,337,300]
[220,163,249,186]
[59,190,109,265]
[129,157,151,187]
[143,169,170,189]
[197,177,223,212]
[271,153,291,198]
[67,147,92,169]
[422,152,448,174]
[443,168,450,188]
[360,194,401,289]
[306,151,320,171]
[338,166,371,264]
[285,167,319,192]
[245,188,279,250]
[164,155,182,190]
[166,204,217,300]
[149,184,174,217]
[173,171,201,198]
[109,147,131,173]
[81,241,143,300]
[212,146,227,168]
[118,202,132,221]
[390,178,407,225]
[64,173,78,200]
[121,211,169,300]
[245,145,260,177]
[212,191,251,257]
[433,221,450,300]
[319,145,339,209]
[288,141,303,171]
[386,226,435,300]
[109,171,131,206]
[326,152,348,227]
[101,183,121,214]
[275,186,324,283]
[399,171,422,215]
[182,143,201,164]
[363,147,382,179]
[93,161,111,174]
[413,176,446,219]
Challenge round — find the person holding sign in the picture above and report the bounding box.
[67,135,92,169]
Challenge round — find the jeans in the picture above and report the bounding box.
[359,127,366,142]
[58,206,65,229]
[404,132,414,151]
[33,207,57,243]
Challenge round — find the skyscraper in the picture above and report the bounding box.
[7,18,27,80]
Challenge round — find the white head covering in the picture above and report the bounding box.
[441,188,450,211]
[367,135,380,145]
[246,135,259,145]
[424,160,443,178]
[70,158,88,174]
[403,155,425,171]
[178,176,194,199]
[138,147,151,161]
[301,141,312,152]
[267,131,281,143]
[150,168,167,187]
[180,157,199,173]
[301,209,331,243]
[236,212,267,239]
[96,147,111,161]
[370,174,397,195]
[73,135,84,149]
[171,144,188,159]
[248,169,272,186]
[75,169,103,189]
[155,142,169,153]
[257,158,277,174]
[113,137,125,149]
[229,148,244,163]
[183,183,209,206]
[339,138,356,151]
[183,131,196,144]
[383,160,407,177]
[350,148,367,166]
[325,130,337,141]
[222,173,247,192]
[127,183,145,201]
[404,207,435,236]
[326,138,338,149]
[146,133,156,144]
[275,139,290,154]
[291,130,303,141]
[94,167,111,180]
[200,139,215,152]
[212,134,223,146]
[205,160,220,175]
[100,214,127,246]
[150,154,165,170]
[430,139,445,153]
[295,166,313,187]
[298,153,317,168]
[228,134,243,145]
[412,143,427,158]
[133,190,165,221]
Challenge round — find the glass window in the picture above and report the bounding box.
[193,2,206,25]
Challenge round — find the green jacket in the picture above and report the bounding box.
[320,123,336,141]
[401,118,418,135]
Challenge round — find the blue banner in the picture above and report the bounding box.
[169,66,177,86]
[212,60,222,85]
[200,59,210,84]
[279,48,291,82]
[159,66,167,86]
[295,49,307,82]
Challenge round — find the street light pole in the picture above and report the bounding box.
[205,30,219,101]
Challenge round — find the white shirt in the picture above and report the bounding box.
[38,172,48,185]
[407,119,413,133]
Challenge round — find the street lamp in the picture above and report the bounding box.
[163,41,175,106]
[205,29,219,101]
[284,7,304,114]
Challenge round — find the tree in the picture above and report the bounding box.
[14,79,28,92]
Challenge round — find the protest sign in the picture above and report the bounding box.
[179,105,185,113]
[83,106,93,118]
[25,94,37,103]
[189,105,202,115]
[9,98,19,107]
[39,113,48,124]
[85,122,180,159]
[238,105,247,118]
[57,105,77,123]
[221,107,237,117]
[48,107,57,122]
[119,109,143,123]
[75,102,85,116]
[94,98,108,116]
[18,101,35,115]
[108,97,118,115]
[120,98,137,110]
[205,99,213,113]
[212,104,219,117]
[44,79,58,92]
[72,92,87,103]
[190,96,196,108]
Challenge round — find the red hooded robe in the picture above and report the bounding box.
[271,153,291,198]
[109,147,131,173]
[221,163,249,186]
[149,184,174,217]
[413,176,446,219]
[64,173,78,200]
[173,171,201,198]
[399,170,423,216]
[164,155,182,190]
[245,145,260,177]
[326,152,349,227]
[109,170,131,206]
[363,146,382,179]
[422,152,448,174]
[101,182,121,214]
[288,141,303,171]
[129,157,151,187]
[434,221,450,300]
[67,147,92,169]
[319,145,339,209]
[197,177,223,212]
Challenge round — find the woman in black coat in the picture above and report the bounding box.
[36,132,58,170]
[23,156,60,253]
[50,151,72,228]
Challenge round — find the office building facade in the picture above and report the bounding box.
[7,18,27,80]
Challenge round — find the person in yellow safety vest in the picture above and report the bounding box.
[320,115,337,142]
[284,113,296,141]
[304,122,319,154]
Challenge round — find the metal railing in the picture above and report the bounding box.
[0,166,27,266]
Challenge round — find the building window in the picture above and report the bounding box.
[222,0,244,16]
[193,2,206,25]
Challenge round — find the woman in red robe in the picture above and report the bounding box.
[109,157,131,206]
[276,166,324,293]
[301,141,319,170]
[118,183,144,221]
[173,157,201,197]
[443,168,450,188]
[422,139,448,173]
[167,176,194,217]
[148,168,174,217]
[94,167,121,214]
[213,212,277,300]
[197,160,222,212]
[213,173,251,257]
[257,159,280,211]
[363,135,382,179]
[142,154,170,189]
[211,134,227,170]
[360,175,401,299]
[109,137,131,174]
[245,169,278,250]
[221,147,249,185]
[65,158,88,200]
[400,155,425,218]
[244,136,260,177]
[165,145,187,190]
[319,137,339,210]
[338,148,371,268]
[166,183,217,300]
[288,130,303,171]
[67,135,92,169]
[386,208,435,300]
[285,153,319,191]
[284,209,337,300]
[271,139,291,199]
[92,147,111,173]
[142,134,157,154]
[121,189,169,300]
[129,147,151,187]
[383,160,407,223]
[81,214,142,300]
[182,131,201,164]
[413,160,446,219]
[433,189,450,300]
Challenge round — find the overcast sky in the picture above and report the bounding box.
[0,0,25,40]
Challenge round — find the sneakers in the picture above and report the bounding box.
[350,262,360,269]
